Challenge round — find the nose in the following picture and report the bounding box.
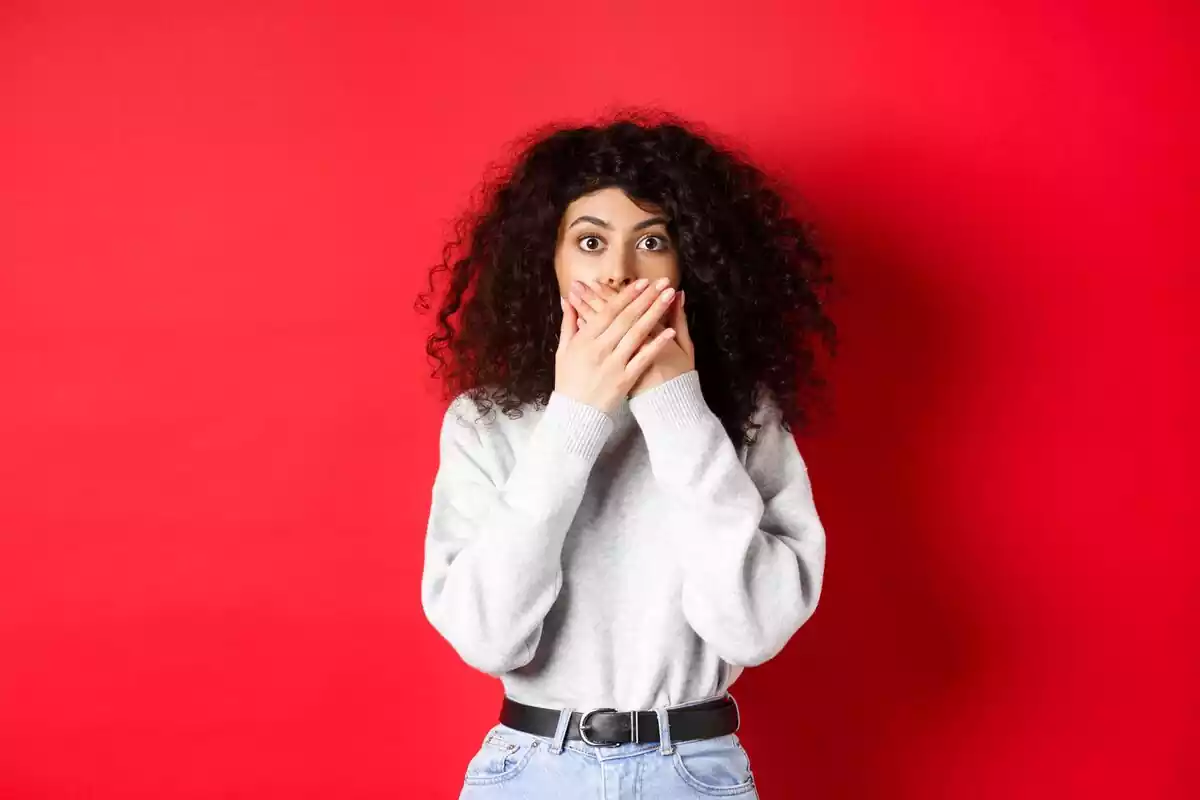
[600,240,637,289]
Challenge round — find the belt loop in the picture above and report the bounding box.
[655,706,674,755]
[548,707,574,755]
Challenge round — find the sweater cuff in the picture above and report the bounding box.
[627,370,710,432]
[534,391,615,462]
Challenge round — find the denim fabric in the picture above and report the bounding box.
[458,707,760,799]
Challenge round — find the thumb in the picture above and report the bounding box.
[558,297,576,349]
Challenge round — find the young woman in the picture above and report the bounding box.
[418,111,837,799]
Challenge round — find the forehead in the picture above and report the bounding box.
[563,187,666,222]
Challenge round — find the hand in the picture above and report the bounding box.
[555,277,679,414]
[582,280,696,398]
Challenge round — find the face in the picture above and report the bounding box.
[554,187,680,297]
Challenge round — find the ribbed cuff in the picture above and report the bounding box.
[534,391,615,462]
[627,370,709,431]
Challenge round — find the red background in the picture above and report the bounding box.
[1,2,1195,798]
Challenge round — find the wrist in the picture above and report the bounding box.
[540,391,616,461]
[627,370,709,429]
[556,389,619,416]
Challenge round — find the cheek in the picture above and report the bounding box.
[637,254,681,286]
[666,252,681,279]
[553,254,575,295]
[554,249,590,294]
[644,255,678,333]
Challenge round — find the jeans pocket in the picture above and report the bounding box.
[671,734,758,796]
[463,725,541,786]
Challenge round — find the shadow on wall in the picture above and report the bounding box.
[731,138,1018,799]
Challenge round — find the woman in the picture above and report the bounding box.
[417,110,837,798]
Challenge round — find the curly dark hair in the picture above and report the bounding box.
[416,108,838,446]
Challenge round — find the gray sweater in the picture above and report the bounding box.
[421,370,826,711]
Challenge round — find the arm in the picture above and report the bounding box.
[628,370,827,667]
[421,391,614,675]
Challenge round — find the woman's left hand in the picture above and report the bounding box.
[581,280,695,397]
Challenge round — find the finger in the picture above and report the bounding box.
[674,290,694,356]
[558,297,576,349]
[573,280,608,315]
[623,327,677,381]
[602,279,674,353]
[590,277,645,320]
[581,277,651,338]
[589,279,620,301]
[593,281,633,312]
[606,281,676,358]
[566,288,599,333]
[595,277,668,347]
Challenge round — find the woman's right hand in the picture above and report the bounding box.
[555,277,678,414]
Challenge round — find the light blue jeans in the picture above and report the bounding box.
[458,697,760,799]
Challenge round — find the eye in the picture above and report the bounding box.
[578,235,605,253]
[638,234,670,252]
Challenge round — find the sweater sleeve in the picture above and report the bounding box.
[421,391,614,676]
[627,370,827,667]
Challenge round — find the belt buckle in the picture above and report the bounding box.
[579,707,620,747]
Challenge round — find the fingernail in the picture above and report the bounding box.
[660,287,676,303]
[679,290,686,306]
[634,278,649,291]
[560,297,566,310]
[655,277,671,290]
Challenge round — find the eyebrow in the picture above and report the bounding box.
[567,215,670,231]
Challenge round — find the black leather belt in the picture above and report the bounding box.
[499,694,739,747]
